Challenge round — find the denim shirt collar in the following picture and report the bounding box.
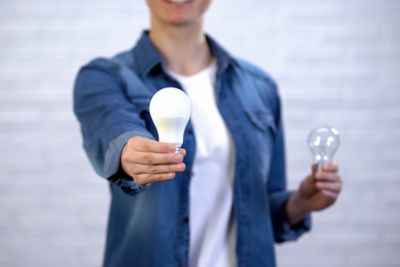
[131,30,236,77]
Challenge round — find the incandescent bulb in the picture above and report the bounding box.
[308,126,340,167]
[149,87,191,152]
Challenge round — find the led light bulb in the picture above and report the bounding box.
[308,126,340,168]
[149,87,191,152]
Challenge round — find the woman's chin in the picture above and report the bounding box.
[163,15,198,26]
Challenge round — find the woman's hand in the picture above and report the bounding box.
[121,136,186,186]
[299,163,342,211]
[286,163,343,224]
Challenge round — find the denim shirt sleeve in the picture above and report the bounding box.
[267,93,312,243]
[73,58,153,195]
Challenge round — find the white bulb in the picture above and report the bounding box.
[308,126,340,167]
[149,87,191,151]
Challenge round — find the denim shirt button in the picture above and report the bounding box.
[183,216,189,224]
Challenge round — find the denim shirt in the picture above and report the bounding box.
[73,31,311,267]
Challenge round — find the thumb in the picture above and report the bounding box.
[311,164,318,177]
[299,166,319,198]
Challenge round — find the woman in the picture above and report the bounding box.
[74,0,342,266]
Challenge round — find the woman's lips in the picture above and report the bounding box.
[165,0,192,4]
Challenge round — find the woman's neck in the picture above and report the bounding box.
[149,18,213,76]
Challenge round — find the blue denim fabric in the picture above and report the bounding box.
[73,31,311,267]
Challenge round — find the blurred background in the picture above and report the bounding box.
[1,0,399,266]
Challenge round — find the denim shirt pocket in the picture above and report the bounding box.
[243,108,277,185]
[244,108,277,136]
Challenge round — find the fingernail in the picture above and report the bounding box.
[178,163,186,171]
[174,154,183,162]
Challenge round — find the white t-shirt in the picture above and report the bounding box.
[168,62,237,267]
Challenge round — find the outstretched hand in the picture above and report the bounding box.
[286,163,343,224]
[299,163,343,212]
[121,136,186,186]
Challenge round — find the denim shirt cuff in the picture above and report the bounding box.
[104,131,155,195]
[270,190,312,243]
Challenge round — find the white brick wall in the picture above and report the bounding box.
[0,0,399,266]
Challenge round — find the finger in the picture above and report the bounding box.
[310,164,318,176]
[320,189,338,200]
[134,172,176,185]
[130,163,186,175]
[180,148,187,157]
[315,172,341,182]
[134,137,176,153]
[299,176,319,198]
[129,151,184,165]
[316,181,342,193]
[321,163,339,173]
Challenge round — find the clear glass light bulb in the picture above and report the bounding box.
[149,87,191,152]
[308,126,340,168]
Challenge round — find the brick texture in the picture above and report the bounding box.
[0,0,399,266]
